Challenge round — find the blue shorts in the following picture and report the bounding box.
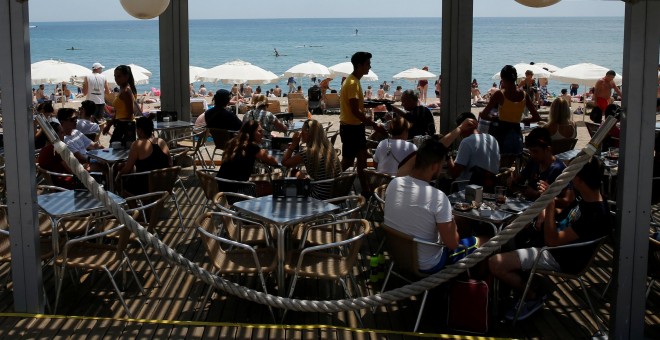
[419,236,479,274]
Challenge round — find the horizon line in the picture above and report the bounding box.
[29,15,624,24]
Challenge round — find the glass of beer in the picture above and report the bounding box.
[495,186,507,205]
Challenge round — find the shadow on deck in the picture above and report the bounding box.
[0,173,659,339]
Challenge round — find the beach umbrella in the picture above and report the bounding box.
[189,66,207,83]
[102,67,150,86]
[328,62,379,81]
[283,60,331,79]
[127,63,152,77]
[198,60,279,85]
[549,63,623,86]
[392,68,437,81]
[533,62,561,73]
[491,63,552,80]
[31,60,91,85]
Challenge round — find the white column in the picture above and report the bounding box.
[440,0,473,134]
[612,0,660,338]
[159,0,190,121]
[0,0,43,312]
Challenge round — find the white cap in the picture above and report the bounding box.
[92,62,104,70]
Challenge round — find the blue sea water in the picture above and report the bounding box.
[28,17,629,96]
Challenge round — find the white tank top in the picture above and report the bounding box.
[86,73,106,104]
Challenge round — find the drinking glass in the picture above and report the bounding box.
[495,186,507,204]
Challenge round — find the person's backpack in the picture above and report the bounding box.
[447,278,490,334]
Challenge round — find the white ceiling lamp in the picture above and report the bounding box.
[515,0,561,8]
[120,0,171,19]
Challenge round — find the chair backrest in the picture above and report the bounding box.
[330,172,357,198]
[148,166,181,193]
[214,176,258,199]
[363,169,394,197]
[197,169,219,202]
[552,138,578,155]
[123,191,170,234]
[538,236,608,277]
[288,93,304,100]
[213,191,255,214]
[324,93,340,109]
[190,101,206,117]
[267,99,281,113]
[288,99,309,118]
[374,183,387,207]
[584,122,600,138]
[196,213,227,269]
[208,128,235,150]
[37,165,75,189]
[382,223,426,277]
[324,195,366,220]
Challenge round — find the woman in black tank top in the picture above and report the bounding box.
[116,116,172,195]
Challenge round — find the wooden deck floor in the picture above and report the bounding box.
[0,173,659,339]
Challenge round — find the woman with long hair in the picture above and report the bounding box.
[116,116,172,195]
[282,119,342,199]
[103,64,138,146]
[545,97,576,141]
[480,65,540,155]
[216,120,279,191]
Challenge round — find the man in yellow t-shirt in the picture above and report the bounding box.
[340,51,387,195]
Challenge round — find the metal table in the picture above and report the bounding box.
[555,149,581,163]
[38,189,126,257]
[285,121,305,136]
[153,121,195,141]
[448,191,532,226]
[233,195,340,294]
[87,148,130,192]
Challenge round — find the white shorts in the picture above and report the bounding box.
[515,247,561,272]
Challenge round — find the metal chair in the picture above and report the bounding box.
[120,166,185,231]
[96,191,170,286]
[195,212,277,321]
[363,169,393,219]
[512,236,609,336]
[284,219,370,324]
[380,223,448,332]
[53,222,145,317]
[212,192,272,246]
[206,128,236,166]
[309,172,357,200]
[551,138,578,155]
[292,195,365,248]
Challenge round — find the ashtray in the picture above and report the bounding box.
[454,202,473,211]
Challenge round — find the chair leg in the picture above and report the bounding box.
[579,278,606,336]
[176,178,194,206]
[647,279,656,299]
[104,266,133,318]
[53,265,66,314]
[513,271,537,326]
[281,274,300,323]
[122,255,145,295]
[195,283,215,321]
[257,272,276,323]
[170,192,185,232]
[381,262,395,293]
[413,290,429,333]
[601,276,613,299]
[137,240,161,286]
[339,277,363,327]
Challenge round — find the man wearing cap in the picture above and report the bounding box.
[204,89,242,131]
[83,62,110,122]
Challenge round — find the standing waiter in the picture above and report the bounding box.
[83,62,110,122]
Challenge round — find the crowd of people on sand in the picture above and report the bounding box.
[32,51,657,327]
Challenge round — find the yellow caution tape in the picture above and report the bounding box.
[0,312,513,339]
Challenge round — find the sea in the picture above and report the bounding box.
[28,17,630,97]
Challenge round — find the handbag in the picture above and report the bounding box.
[447,278,490,334]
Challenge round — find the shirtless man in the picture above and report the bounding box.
[594,70,623,112]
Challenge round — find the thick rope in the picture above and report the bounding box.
[36,114,617,312]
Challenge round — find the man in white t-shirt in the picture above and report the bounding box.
[384,137,483,273]
[447,112,500,184]
[83,62,110,122]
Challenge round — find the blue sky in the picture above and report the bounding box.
[27,0,624,22]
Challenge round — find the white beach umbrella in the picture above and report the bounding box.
[31,60,91,85]
[491,63,552,80]
[102,67,150,86]
[198,60,279,85]
[549,63,623,86]
[533,62,561,73]
[189,66,207,83]
[392,68,437,81]
[284,60,331,79]
[328,62,379,81]
[127,63,152,77]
